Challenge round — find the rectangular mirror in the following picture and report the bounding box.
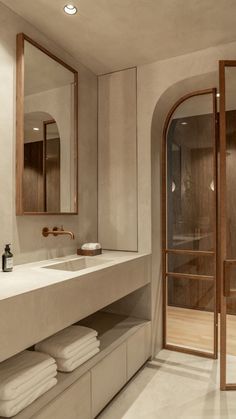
[16,33,78,214]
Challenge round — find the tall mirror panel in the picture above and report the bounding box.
[16,34,78,214]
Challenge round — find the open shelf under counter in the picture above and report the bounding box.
[5,312,151,419]
[0,253,151,363]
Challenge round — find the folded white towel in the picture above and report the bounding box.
[0,351,56,401]
[56,340,100,365]
[37,336,98,361]
[60,336,98,359]
[81,243,101,250]
[0,364,57,402]
[56,347,100,372]
[0,377,57,418]
[35,325,98,359]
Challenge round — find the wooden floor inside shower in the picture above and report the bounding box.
[167,306,236,355]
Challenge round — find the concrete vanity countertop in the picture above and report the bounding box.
[0,251,151,362]
[0,251,149,300]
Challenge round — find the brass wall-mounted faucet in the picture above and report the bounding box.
[42,226,75,240]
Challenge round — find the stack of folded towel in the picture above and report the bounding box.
[0,351,57,417]
[81,243,101,250]
[35,325,100,372]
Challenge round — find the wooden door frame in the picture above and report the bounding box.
[219,60,236,390]
[162,88,218,359]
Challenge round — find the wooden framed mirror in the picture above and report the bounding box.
[16,33,78,215]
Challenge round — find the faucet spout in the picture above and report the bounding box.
[42,226,75,240]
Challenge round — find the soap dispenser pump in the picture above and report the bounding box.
[2,244,13,272]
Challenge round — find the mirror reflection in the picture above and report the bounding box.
[18,35,78,214]
[24,113,60,212]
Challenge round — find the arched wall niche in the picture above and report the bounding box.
[150,70,218,355]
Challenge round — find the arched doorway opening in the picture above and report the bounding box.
[152,63,236,390]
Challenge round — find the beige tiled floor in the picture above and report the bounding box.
[98,350,236,419]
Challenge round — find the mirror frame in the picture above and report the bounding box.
[16,33,78,215]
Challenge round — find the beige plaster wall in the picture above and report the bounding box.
[0,3,98,264]
[137,39,236,354]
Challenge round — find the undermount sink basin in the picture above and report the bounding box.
[43,257,111,272]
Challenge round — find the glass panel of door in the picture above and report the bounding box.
[164,90,218,357]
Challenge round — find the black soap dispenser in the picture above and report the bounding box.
[2,244,13,272]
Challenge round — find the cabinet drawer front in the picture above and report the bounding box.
[33,372,91,419]
[91,344,126,417]
[127,323,151,380]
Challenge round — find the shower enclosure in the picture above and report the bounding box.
[163,63,236,390]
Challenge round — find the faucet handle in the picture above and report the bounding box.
[52,226,59,236]
[60,225,64,231]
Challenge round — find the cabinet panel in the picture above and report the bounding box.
[91,344,126,417]
[33,372,91,419]
[127,323,151,380]
[98,68,137,251]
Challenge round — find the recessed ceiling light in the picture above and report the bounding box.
[216,93,220,98]
[33,127,40,131]
[64,4,77,15]
[181,121,188,125]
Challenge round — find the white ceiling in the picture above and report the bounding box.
[2,0,236,74]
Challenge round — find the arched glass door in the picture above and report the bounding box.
[163,89,218,358]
